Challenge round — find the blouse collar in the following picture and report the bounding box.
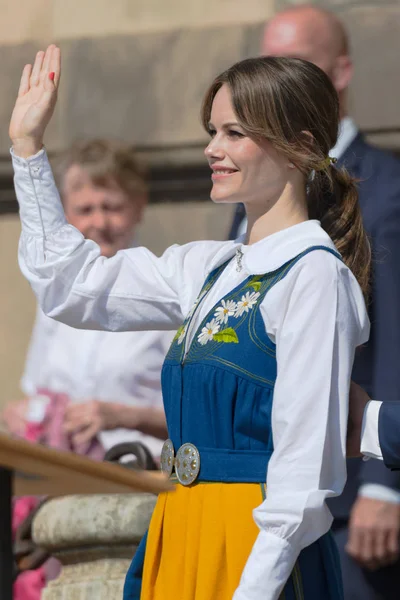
[208,220,338,276]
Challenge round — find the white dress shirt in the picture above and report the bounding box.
[329,116,358,161]
[12,149,370,600]
[361,401,384,460]
[21,306,174,454]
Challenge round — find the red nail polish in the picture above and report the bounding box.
[49,72,55,81]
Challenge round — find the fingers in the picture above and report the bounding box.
[42,45,54,74]
[72,424,99,447]
[28,45,60,93]
[346,525,399,570]
[63,402,99,434]
[49,46,61,88]
[387,528,400,563]
[18,64,32,97]
[30,51,45,87]
[63,411,90,434]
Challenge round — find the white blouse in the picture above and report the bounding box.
[12,148,370,600]
[21,306,174,454]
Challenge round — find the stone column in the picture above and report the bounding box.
[32,493,157,600]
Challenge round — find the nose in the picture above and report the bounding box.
[204,135,224,160]
[91,209,108,230]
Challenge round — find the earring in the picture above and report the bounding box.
[288,162,295,169]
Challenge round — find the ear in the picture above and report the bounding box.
[331,55,353,94]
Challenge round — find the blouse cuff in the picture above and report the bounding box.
[233,530,296,600]
[361,400,383,460]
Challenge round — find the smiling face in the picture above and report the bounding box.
[204,84,291,210]
[63,164,143,257]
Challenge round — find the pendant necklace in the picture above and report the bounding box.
[235,247,244,272]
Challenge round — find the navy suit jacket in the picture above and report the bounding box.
[379,402,400,470]
[229,134,400,519]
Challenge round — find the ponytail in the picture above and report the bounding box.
[308,165,371,300]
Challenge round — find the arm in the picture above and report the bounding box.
[359,203,400,482]
[234,254,369,599]
[63,401,168,447]
[14,147,186,332]
[378,402,400,469]
[9,47,222,333]
[360,398,400,468]
[349,189,400,568]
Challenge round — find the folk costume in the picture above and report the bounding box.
[12,149,369,600]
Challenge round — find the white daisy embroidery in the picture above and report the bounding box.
[214,299,237,325]
[198,319,220,345]
[235,291,260,317]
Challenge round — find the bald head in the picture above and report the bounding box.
[261,4,352,108]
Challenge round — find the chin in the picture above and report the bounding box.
[99,244,117,258]
[210,189,238,204]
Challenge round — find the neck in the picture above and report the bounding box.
[245,183,308,245]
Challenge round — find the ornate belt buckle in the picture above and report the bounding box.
[160,439,175,477]
[175,443,200,486]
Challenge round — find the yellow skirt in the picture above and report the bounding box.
[141,482,263,600]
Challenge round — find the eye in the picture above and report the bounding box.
[228,130,244,139]
[104,204,123,213]
[207,128,216,138]
[76,206,92,216]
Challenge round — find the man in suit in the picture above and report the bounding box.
[229,5,400,599]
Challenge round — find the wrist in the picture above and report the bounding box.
[12,137,43,158]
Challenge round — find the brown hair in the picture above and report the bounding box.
[201,56,370,297]
[53,138,147,201]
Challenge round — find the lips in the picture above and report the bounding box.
[211,166,238,180]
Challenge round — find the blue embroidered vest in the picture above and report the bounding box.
[161,246,340,484]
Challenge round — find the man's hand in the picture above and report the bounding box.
[346,496,400,570]
[347,382,371,458]
[1,399,29,436]
[63,400,119,446]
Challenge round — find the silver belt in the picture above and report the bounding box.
[160,439,201,486]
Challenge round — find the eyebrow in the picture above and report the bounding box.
[208,121,242,129]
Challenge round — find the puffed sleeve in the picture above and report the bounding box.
[12,148,227,332]
[233,251,370,600]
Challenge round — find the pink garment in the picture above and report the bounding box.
[13,391,105,600]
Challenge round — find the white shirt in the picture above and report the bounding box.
[361,401,384,460]
[21,306,174,454]
[12,149,370,600]
[329,116,358,161]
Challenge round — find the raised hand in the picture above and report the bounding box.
[9,45,61,158]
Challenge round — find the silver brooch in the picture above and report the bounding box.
[235,247,244,272]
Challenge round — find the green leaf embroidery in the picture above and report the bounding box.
[213,328,239,344]
[246,277,262,292]
[174,325,185,341]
